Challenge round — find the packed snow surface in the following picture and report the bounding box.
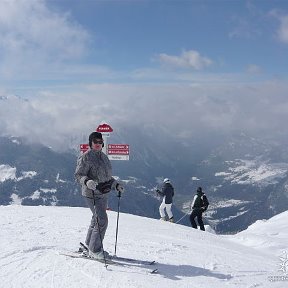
[0,205,287,288]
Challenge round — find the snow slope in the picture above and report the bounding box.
[0,205,287,288]
[231,211,288,253]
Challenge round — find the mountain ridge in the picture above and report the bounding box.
[0,132,288,233]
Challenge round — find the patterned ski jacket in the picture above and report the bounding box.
[75,149,117,198]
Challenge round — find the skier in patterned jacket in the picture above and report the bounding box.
[75,132,124,260]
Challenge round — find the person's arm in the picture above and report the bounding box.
[156,189,164,196]
[190,195,197,210]
[75,155,91,187]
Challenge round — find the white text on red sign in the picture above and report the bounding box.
[98,127,112,131]
[80,144,90,152]
[108,144,129,150]
[108,150,129,155]
[96,124,113,132]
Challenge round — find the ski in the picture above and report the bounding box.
[80,242,155,266]
[112,255,156,266]
[59,251,158,274]
[150,268,158,274]
[60,252,116,266]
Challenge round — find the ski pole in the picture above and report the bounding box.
[114,191,121,256]
[176,200,193,224]
[175,211,191,224]
[92,191,108,268]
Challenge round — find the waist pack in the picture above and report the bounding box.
[96,179,114,194]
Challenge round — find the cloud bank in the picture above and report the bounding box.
[1,80,288,150]
[0,1,288,151]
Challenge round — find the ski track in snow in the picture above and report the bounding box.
[0,205,287,288]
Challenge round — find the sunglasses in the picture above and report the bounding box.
[93,139,104,145]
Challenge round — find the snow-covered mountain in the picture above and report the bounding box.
[0,205,287,288]
[111,130,288,233]
[168,132,288,232]
[1,129,288,233]
[0,136,187,223]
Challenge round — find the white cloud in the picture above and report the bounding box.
[2,79,288,150]
[0,0,90,79]
[276,14,288,43]
[246,64,262,74]
[156,50,213,70]
[270,10,288,44]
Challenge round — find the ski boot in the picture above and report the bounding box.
[168,217,174,223]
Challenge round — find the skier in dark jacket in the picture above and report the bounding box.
[189,187,209,231]
[156,178,175,222]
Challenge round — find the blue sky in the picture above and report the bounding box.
[49,0,288,75]
[1,0,288,148]
[1,0,288,90]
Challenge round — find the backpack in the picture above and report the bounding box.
[202,194,209,211]
[193,193,209,210]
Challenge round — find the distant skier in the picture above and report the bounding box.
[156,178,174,222]
[189,187,209,231]
[75,131,124,260]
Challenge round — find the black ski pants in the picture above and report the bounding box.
[190,209,205,231]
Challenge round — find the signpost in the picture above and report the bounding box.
[96,123,113,137]
[96,123,113,133]
[80,143,90,153]
[79,123,129,161]
[107,144,129,161]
